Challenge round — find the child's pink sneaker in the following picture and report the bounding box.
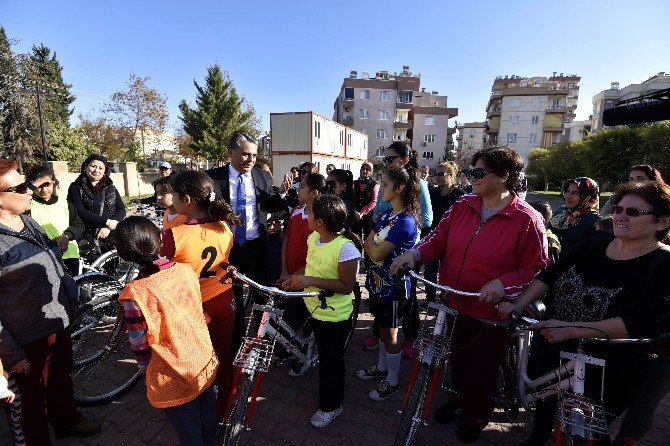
[363,335,379,350]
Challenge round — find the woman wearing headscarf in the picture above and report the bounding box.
[547,177,601,255]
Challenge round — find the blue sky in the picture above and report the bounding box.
[3,0,669,134]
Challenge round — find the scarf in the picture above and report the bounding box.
[549,177,600,229]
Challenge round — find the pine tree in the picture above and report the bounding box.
[179,64,260,164]
[29,44,76,125]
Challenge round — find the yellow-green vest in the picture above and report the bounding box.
[303,232,353,322]
[30,197,79,260]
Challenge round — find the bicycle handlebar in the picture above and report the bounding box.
[399,266,481,298]
[223,267,334,308]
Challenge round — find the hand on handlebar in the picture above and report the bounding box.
[390,252,415,275]
[531,319,577,343]
[479,279,505,303]
[281,274,311,291]
[497,302,520,319]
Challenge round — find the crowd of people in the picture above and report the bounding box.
[1,132,669,446]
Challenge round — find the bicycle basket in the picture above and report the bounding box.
[233,336,275,373]
[413,327,450,362]
[556,391,609,437]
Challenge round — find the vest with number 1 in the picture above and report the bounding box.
[304,232,353,322]
[30,197,79,260]
[171,221,233,302]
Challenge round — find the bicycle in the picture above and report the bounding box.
[393,267,482,446]
[221,267,360,446]
[69,271,142,406]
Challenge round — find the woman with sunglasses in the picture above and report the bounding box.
[368,142,432,358]
[499,181,670,446]
[547,177,601,256]
[67,154,125,253]
[25,165,85,276]
[0,159,101,444]
[601,164,665,217]
[390,146,549,442]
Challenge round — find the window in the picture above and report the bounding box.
[534,79,541,87]
[552,133,562,144]
[510,116,519,125]
[397,90,413,104]
[423,134,435,143]
[531,115,539,125]
[344,88,354,100]
[374,146,386,157]
[422,151,434,159]
[425,116,436,125]
[506,133,517,143]
[510,98,521,108]
[377,129,388,139]
[347,134,352,145]
[552,98,561,107]
[432,101,439,106]
[378,110,390,120]
[361,128,368,135]
[339,130,344,145]
[359,109,368,119]
[314,121,321,138]
[529,133,537,143]
[360,90,370,100]
[379,91,391,101]
[605,100,612,108]
[534,97,541,107]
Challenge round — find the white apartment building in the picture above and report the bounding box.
[455,122,486,166]
[333,66,458,169]
[484,73,580,165]
[592,72,670,133]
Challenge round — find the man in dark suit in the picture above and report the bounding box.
[206,131,290,351]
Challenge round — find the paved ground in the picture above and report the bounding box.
[2,279,669,445]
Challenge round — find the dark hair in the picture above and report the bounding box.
[152,175,173,193]
[0,159,19,190]
[300,162,317,173]
[115,216,162,277]
[613,181,670,241]
[326,163,336,170]
[529,200,552,223]
[228,131,256,150]
[80,154,111,193]
[290,167,299,174]
[25,165,57,185]
[171,170,243,226]
[303,173,328,193]
[326,169,354,201]
[311,194,362,250]
[630,164,664,184]
[384,167,422,226]
[386,141,419,169]
[471,146,523,191]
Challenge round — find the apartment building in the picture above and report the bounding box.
[484,73,580,165]
[455,122,486,166]
[592,72,670,132]
[333,66,458,169]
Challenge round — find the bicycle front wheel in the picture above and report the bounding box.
[344,282,362,352]
[90,249,138,284]
[394,363,433,446]
[223,372,256,446]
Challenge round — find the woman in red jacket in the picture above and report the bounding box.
[391,146,549,443]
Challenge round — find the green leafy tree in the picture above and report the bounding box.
[105,73,168,157]
[28,43,76,125]
[526,147,551,190]
[47,121,95,168]
[179,64,261,164]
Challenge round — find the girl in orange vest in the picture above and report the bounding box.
[116,216,219,446]
[153,176,186,230]
[160,170,241,423]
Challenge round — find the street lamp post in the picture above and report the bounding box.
[35,82,48,165]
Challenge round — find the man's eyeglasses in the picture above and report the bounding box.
[611,205,655,217]
[1,182,33,194]
[464,168,493,180]
[383,155,402,164]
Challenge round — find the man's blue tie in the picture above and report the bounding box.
[235,173,247,244]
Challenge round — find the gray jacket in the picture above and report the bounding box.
[0,215,79,368]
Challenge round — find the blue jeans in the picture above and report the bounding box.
[163,384,217,446]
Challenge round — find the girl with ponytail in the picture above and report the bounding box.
[160,169,241,423]
[327,168,356,230]
[356,167,420,401]
[116,216,219,445]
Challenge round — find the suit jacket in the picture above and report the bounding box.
[206,164,287,241]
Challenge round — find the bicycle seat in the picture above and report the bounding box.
[526,300,546,320]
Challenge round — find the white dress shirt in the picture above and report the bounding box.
[229,164,260,241]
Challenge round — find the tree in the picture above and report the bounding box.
[179,64,261,164]
[78,113,139,162]
[28,43,76,125]
[105,73,168,157]
[47,121,95,168]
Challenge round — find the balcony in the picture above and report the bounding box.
[546,105,568,113]
[396,102,413,110]
[343,98,354,108]
[487,107,501,117]
[342,116,354,127]
[448,127,456,135]
[393,119,411,129]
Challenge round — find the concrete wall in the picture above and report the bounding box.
[47,161,160,198]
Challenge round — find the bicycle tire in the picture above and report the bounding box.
[393,363,433,446]
[344,282,362,352]
[223,372,256,446]
[90,249,138,284]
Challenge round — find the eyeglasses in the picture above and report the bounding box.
[1,182,33,194]
[464,168,493,180]
[383,155,402,164]
[611,205,655,217]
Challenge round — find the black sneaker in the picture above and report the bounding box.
[356,364,388,380]
[288,359,310,377]
[369,380,400,401]
[433,400,464,424]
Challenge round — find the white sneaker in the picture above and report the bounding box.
[310,406,343,428]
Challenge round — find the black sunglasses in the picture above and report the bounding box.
[611,205,655,217]
[1,182,33,194]
[383,155,402,164]
[464,168,493,180]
